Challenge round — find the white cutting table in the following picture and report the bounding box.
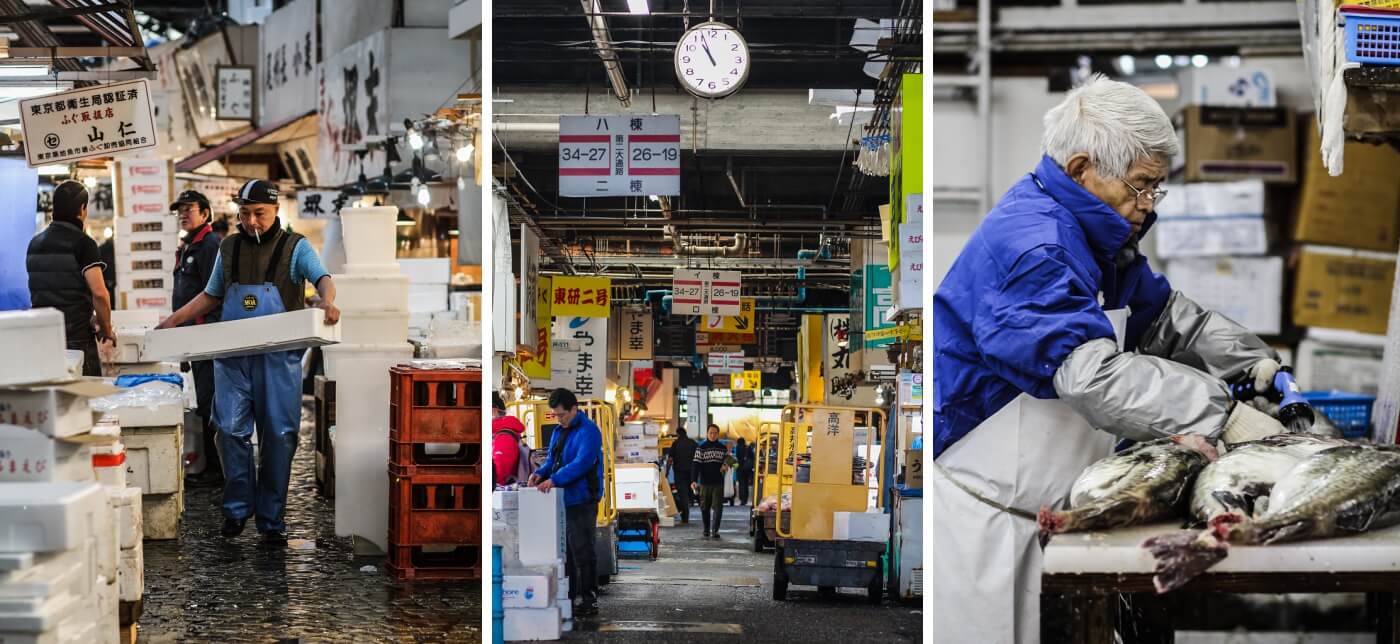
[1041,524,1400,643]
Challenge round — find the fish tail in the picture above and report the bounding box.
[1143,528,1230,593]
[1038,506,1068,535]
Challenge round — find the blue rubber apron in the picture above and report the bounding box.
[212,232,304,532]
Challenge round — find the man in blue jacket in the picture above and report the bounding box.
[930,75,1287,643]
[530,388,604,617]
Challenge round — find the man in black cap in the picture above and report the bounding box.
[171,190,224,487]
[27,180,114,376]
[159,179,339,543]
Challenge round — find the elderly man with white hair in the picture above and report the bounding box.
[930,75,1286,642]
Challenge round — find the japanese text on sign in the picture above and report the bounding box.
[19,79,158,167]
[701,297,755,333]
[550,276,612,318]
[620,310,653,360]
[672,268,742,316]
[558,115,681,197]
[730,370,761,391]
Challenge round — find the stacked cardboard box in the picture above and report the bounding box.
[112,160,177,314]
[616,422,659,464]
[0,309,130,644]
[495,488,568,641]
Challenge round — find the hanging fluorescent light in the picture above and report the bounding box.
[36,165,70,176]
[627,0,649,14]
[1,65,50,77]
[0,85,60,100]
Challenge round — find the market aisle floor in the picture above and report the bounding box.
[138,401,481,643]
[571,502,922,643]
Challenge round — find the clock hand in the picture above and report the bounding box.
[700,36,717,67]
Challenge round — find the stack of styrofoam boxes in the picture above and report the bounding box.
[105,310,181,379]
[0,308,121,644]
[327,206,414,555]
[498,488,568,641]
[101,388,184,541]
[616,422,659,465]
[113,160,177,314]
[400,258,451,336]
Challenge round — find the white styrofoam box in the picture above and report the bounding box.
[557,576,569,601]
[109,310,160,330]
[121,425,183,495]
[118,254,172,275]
[331,273,410,313]
[617,430,644,443]
[642,423,661,436]
[1296,336,1385,396]
[117,270,170,292]
[338,311,410,345]
[117,288,172,312]
[117,544,142,602]
[95,489,118,583]
[1165,256,1283,335]
[108,487,142,550]
[340,206,399,267]
[0,535,97,603]
[503,606,562,642]
[141,491,182,540]
[832,511,889,543]
[399,258,451,285]
[109,332,148,364]
[321,342,414,380]
[0,309,69,387]
[343,262,404,276]
[517,489,566,567]
[0,426,92,483]
[92,443,126,489]
[558,598,572,621]
[502,570,558,609]
[0,481,105,553]
[0,576,90,636]
[1375,257,1400,444]
[494,490,519,511]
[109,400,183,429]
[494,509,519,530]
[1153,218,1267,259]
[116,215,176,238]
[408,283,448,313]
[614,465,660,512]
[95,573,116,644]
[1155,181,1267,219]
[143,308,341,362]
[104,362,179,378]
[1178,65,1276,108]
[0,389,95,439]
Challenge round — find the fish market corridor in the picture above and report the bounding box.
[568,505,921,643]
[136,403,481,642]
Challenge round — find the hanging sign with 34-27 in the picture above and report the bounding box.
[19,79,158,168]
[558,114,680,198]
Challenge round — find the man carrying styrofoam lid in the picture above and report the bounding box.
[156,178,340,544]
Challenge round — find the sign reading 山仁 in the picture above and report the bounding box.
[18,79,158,168]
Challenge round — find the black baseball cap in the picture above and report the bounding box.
[169,190,210,212]
[232,179,279,206]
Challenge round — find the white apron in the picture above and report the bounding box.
[930,309,1129,644]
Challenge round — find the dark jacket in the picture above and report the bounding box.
[27,220,102,343]
[669,435,697,473]
[694,439,730,487]
[174,223,221,323]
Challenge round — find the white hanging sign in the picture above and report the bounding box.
[19,79,158,168]
[558,114,681,197]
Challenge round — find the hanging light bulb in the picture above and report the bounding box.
[408,128,424,151]
[82,176,97,189]
[417,184,431,207]
[102,226,112,239]
[456,141,475,163]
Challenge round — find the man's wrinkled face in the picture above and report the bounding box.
[176,203,208,233]
[238,204,278,236]
[1071,154,1168,237]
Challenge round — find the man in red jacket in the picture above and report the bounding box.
[492,393,528,487]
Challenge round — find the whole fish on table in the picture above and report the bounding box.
[1189,433,1347,523]
[1038,435,1217,535]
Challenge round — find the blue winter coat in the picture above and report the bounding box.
[536,410,606,508]
[932,155,1173,458]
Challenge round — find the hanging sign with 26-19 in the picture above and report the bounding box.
[558,114,680,198]
[19,78,158,168]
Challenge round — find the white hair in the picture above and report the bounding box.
[1041,74,1179,180]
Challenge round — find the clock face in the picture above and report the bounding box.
[675,22,749,99]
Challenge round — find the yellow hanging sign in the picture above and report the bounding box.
[549,276,612,318]
[730,370,762,391]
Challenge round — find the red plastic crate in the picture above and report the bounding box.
[386,545,482,581]
[388,439,482,477]
[388,472,482,546]
[389,366,483,445]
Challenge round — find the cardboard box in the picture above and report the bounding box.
[1296,333,1386,396]
[1294,121,1400,252]
[502,570,558,609]
[0,388,97,439]
[1345,83,1400,136]
[1293,246,1396,335]
[1175,105,1297,184]
[1153,181,1269,259]
[0,309,70,387]
[904,448,923,489]
[517,488,565,567]
[1165,256,1284,335]
[143,308,341,362]
[503,606,561,641]
[833,511,890,543]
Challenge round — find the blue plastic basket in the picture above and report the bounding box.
[1303,390,1377,439]
[1343,9,1400,65]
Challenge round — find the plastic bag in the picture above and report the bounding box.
[91,379,184,412]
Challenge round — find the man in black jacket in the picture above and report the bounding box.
[666,426,697,524]
[171,190,223,487]
[27,181,113,376]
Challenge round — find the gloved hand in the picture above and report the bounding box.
[1248,358,1281,395]
[1221,401,1286,445]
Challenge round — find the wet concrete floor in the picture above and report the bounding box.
[138,401,481,643]
[568,502,923,643]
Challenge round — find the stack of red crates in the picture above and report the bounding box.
[386,365,483,581]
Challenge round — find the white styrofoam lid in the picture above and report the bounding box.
[0,308,63,330]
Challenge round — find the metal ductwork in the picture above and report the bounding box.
[666,225,748,257]
[579,0,631,107]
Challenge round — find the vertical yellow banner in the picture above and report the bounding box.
[522,276,552,379]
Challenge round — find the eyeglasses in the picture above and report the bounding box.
[1120,178,1168,205]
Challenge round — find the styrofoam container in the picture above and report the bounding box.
[494,490,519,511]
[408,283,448,313]
[108,487,142,550]
[321,342,414,380]
[121,426,183,496]
[116,288,172,312]
[338,311,410,345]
[343,262,403,275]
[0,390,95,439]
[0,309,69,387]
[340,206,399,267]
[833,511,889,543]
[108,333,147,364]
[503,606,562,641]
[399,258,451,285]
[105,362,179,378]
[0,586,91,636]
[517,489,566,567]
[0,426,93,483]
[0,536,97,603]
[109,310,160,330]
[95,573,117,644]
[614,465,660,511]
[116,215,175,238]
[143,308,341,362]
[117,544,142,602]
[109,401,182,429]
[0,481,105,553]
[331,273,410,313]
[330,348,408,552]
[502,570,558,609]
[141,491,182,540]
[92,443,126,489]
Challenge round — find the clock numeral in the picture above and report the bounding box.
[730,69,738,75]
[708,82,716,90]
[685,68,694,76]
[723,78,731,86]
[683,56,691,64]
[709,29,717,38]
[731,44,739,51]
[686,44,695,52]
[696,77,705,84]
[735,57,744,64]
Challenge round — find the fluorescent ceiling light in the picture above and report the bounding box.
[627,0,649,14]
[36,164,69,176]
[0,86,59,100]
[0,66,49,77]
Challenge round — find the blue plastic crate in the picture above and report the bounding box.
[1343,9,1400,65]
[1303,390,1376,439]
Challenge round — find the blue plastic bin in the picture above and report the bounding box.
[1343,9,1400,65]
[491,545,504,644]
[1303,390,1376,439]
